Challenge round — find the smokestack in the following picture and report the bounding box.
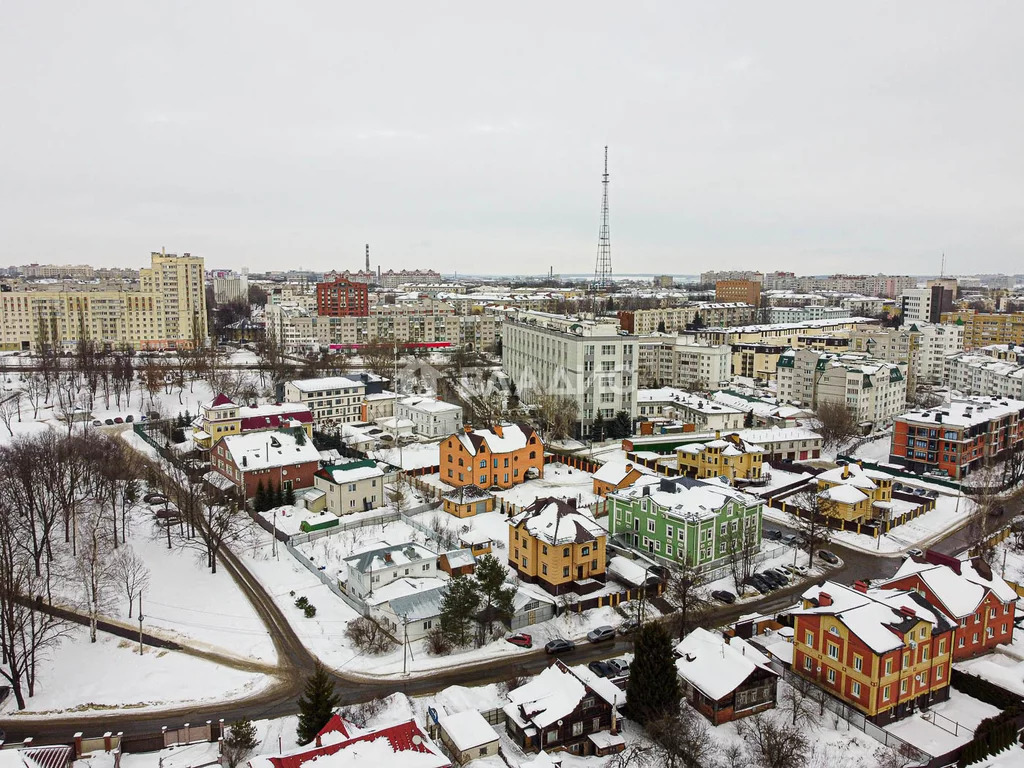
[365,243,370,272]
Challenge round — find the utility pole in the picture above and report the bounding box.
[138,590,144,655]
[403,615,409,675]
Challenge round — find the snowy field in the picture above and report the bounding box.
[418,462,602,513]
[0,626,270,717]
[852,435,895,464]
[369,442,440,470]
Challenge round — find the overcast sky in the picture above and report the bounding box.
[2,2,1022,277]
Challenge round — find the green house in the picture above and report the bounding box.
[607,477,763,570]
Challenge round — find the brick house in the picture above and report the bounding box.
[882,556,1017,661]
[212,429,321,501]
[508,497,606,595]
[675,628,779,725]
[792,581,956,725]
[441,423,544,489]
[503,661,624,756]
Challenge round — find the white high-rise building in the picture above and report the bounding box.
[502,310,637,438]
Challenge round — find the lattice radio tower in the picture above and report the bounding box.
[593,146,612,290]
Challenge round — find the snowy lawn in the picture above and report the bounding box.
[884,689,999,756]
[494,463,599,510]
[370,442,441,470]
[0,626,270,717]
[852,435,895,463]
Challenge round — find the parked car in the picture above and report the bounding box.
[782,533,801,546]
[588,660,616,678]
[92,419,102,427]
[587,626,616,643]
[617,618,640,635]
[104,418,114,425]
[765,568,790,584]
[760,570,785,588]
[893,482,906,492]
[913,488,928,497]
[607,658,631,677]
[125,414,135,423]
[818,550,840,565]
[907,548,924,558]
[711,590,736,604]
[783,563,809,577]
[545,638,575,654]
[113,416,124,424]
[144,493,167,505]
[763,528,783,541]
[505,633,533,648]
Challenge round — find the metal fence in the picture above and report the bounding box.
[777,667,932,766]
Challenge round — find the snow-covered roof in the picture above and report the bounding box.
[505,661,616,731]
[288,376,365,393]
[344,542,439,575]
[221,430,322,471]
[795,581,955,654]
[437,709,498,752]
[399,396,462,414]
[898,397,1024,429]
[610,478,759,524]
[637,388,743,415]
[510,498,604,546]
[674,628,777,701]
[818,484,869,505]
[381,584,446,621]
[442,549,476,570]
[443,485,494,505]
[260,719,448,768]
[592,459,655,485]
[884,557,1018,617]
[319,460,384,483]
[455,423,537,456]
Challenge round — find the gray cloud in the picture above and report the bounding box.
[1,1,1022,276]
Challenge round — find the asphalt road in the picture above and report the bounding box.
[0,484,998,744]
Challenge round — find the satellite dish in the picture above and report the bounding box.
[412,735,423,745]
[557,720,563,726]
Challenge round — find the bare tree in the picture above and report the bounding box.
[792,487,838,567]
[112,546,150,618]
[779,678,819,726]
[736,712,811,768]
[345,616,396,654]
[814,401,859,450]
[0,392,22,436]
[644,707,717,768]
[23,372,46,418]
[73,504,116,643]
[727,522,760,594]
[666,563,711,639]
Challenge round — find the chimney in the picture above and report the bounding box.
[715,430,721,440]
[842,465,850,480]
[899,605,916,618]
[242,455,247,467]
[972,558,993,580]
[463,425,473,434]
[818,592,833,607]
[853,580,868,593]
[493,424,504,438]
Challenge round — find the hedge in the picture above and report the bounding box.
[957,708,1022,767]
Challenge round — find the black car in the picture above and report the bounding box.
[818,550,840,565]
[588,660,616,678]
[763,529,783,541]
[711,589,736,604]
[545,638,575,654]
[759,571,784,588]
[753,575,774,591]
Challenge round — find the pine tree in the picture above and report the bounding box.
[627,622,680,724]
[296,662,341,745]
[439,575,480,647]
[222,718,259,768]
[273,481,284,508]
[473,555,517,643]
[254,479,267,512]
[284,483,296,506]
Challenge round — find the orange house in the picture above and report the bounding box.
[442,424,544,490]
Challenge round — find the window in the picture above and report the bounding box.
[854,656,862,672]
[852,681,861,697]
[936,666,943,680]
[666,544,673,556]
[563,547,570,557]
[647,519,655,533]
[958,637,965,648]
[804,656,813,671]
[900,679,908,694]
[827,668,836,684]
[582,696,595,709]
[902,653,909,670]
[828,644,838,660]
[666,525,673,538]
[885,659,892,675]
[828,626,839,636]
[563,567,569,577]
[572,721,583,737]
[805,631,814,648]
[882,685,891,701]
[582,546,590,556]
[522,557,528,567]
[938,639,945,655]
[922,646,928,661]
[541,564,548,575]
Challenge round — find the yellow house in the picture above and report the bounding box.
[676,432,764,485]
[192,394,313,451]
[442,485,496,518]
[815,463,894,523]
[508,497,606,596]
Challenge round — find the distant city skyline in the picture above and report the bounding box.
[2,2,1022,276]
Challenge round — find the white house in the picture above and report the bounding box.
[340,542,440,599]
[284,376,367,429]
[395,396,464,438]
[637,388,744,431]
[437,710,500,766]
[314,459,386,515]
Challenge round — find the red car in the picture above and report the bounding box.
[505,633,533,649]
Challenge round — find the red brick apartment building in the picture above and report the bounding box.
[316,275,369,317]
[889,397,1024,479]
